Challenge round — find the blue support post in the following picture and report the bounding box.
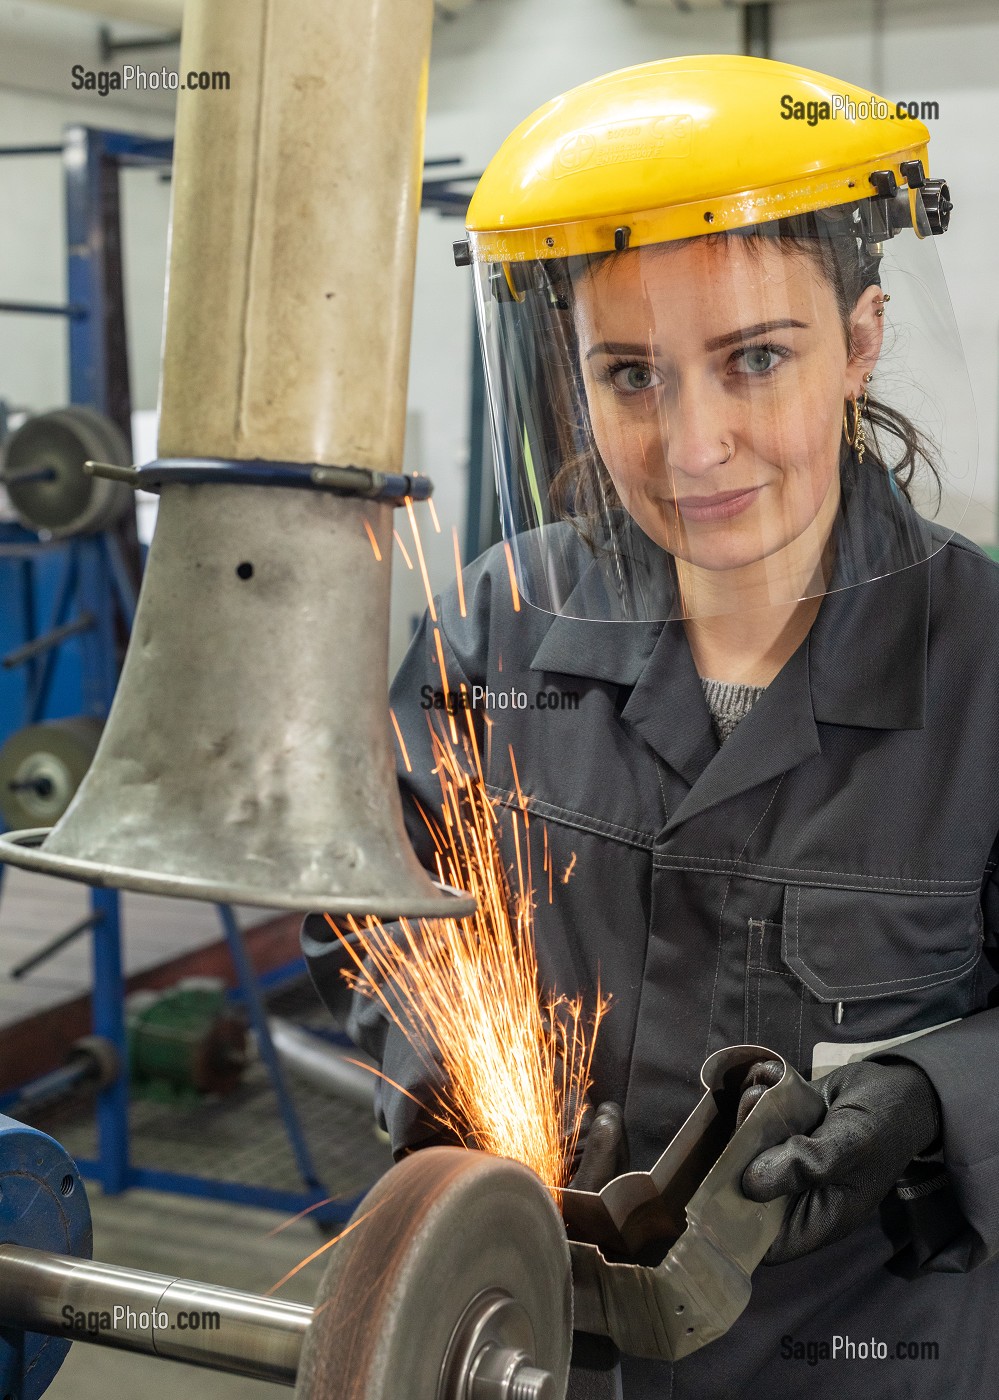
[216,903,323,1191]
[89,886,129,1195]
[64,126,108,417]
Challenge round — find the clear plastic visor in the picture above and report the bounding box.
[472,209,977,621]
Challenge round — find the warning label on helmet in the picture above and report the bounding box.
[554,115,693,177]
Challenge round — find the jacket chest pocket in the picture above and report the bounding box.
[744,885,984,1077]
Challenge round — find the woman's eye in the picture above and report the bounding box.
[735,344,786,375]
[610,364,659,393]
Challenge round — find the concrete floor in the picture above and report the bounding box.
[45,1184,341,1398]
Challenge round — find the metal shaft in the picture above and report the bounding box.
[267,1016,377,1110]
[0,1245,311,1385]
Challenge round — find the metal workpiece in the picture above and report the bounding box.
[295,1147,573,1400]
[562,1046,825,1362]
[0,1115,93,1400]
[0,1246,310,1385]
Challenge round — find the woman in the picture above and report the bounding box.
[305,55,996,1398]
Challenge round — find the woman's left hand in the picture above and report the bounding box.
[741,1058,942,1264]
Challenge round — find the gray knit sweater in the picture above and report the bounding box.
[700,677,766,743]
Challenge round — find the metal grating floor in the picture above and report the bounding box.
[23,976,394,1205]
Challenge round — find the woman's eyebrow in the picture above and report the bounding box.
[584,340,660,361]
[704,319,808,351]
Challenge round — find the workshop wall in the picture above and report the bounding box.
[0,1,172,419]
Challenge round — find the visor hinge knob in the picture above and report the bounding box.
[614,225,631,252]
[453,238,472,267]
[922,179,953,235]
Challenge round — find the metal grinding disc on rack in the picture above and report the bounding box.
[0,406,133,539]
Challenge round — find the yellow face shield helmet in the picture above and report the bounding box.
[455,55,974,622]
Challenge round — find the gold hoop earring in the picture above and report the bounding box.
[843,391,868,465]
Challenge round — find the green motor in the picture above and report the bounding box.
[126,979,248,1104]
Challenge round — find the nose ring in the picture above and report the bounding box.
[720,443,733,465]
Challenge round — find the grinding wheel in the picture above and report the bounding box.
[0,717,103,829]
[0,405,133,537]
[295,1146,573,1400]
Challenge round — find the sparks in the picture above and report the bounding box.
[393,529,414,570]
[405,495,438,622]
[266,1203,386,1295]
[432,627,459,745]
[502,541,521,612]
[452,525,467,618]
[323,723,605,1196]
[389,707,413,773]
[362,518,382,562]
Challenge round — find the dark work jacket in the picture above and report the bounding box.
[304,475,999,1399]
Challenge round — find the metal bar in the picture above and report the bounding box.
[3,1058,95,1115]
[3,465,58,486]
[102,531,140,629]
[9,912,103,979]
[0,1245,310,1386]
[83,461,140,485]
[77,537,120,715]
[18,557,38,722]
[98,25,182,60]
[65,124,101,413]
[0,300,86,318]
[22,545,76,721]
[0,145,64,157]
[2,612,95,669]
[91,887,130,1195]
[268,1017,377,1110]
[78,1163,357,1221]
[95,131,174,164]
[742,2,771,59]
[216,905,324,1190]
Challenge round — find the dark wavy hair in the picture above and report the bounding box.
[541,205,942,551]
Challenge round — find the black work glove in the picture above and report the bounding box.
[741,1058,942,1264]
[570,1100,630,1192]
